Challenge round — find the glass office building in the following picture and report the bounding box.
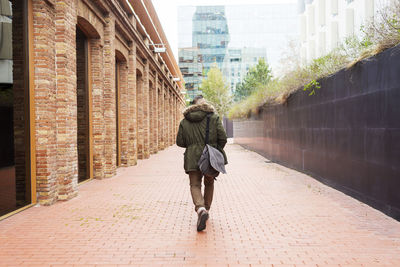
[223,47,267,94]
[192,6,230,75]
[178,47,203,99]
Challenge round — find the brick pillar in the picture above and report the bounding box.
[164,89,168,149]
[127,44,137,165]
[166,87,170,148]
[154,74,159,152]
[32,0,58,205]
[177,98,181,134]
[119,61,129,165]
[143,61,150,158]
[160,83,165,149]
[91,38,105,179]
[55,0,78,200]
[174,96,178,139]
[149,80,155,154]
[176,97,180,136]
[173,96,176,139]
[169,90,173,146]
[158,82,163,150]
[137,68,144,159]
[171,92,175,145]
[103,14,116,178]
[166,90,170,146]
[176,97,180,139]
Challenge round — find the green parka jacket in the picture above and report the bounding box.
[176,102,228,174]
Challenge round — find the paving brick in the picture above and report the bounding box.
[1,144,400,266]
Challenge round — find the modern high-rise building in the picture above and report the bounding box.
[178,47,203,99]
[192,6,230,75]
[223,47,267,94]
[299,0,396,63]
[178,3,298,98]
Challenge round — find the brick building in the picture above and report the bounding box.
[0,0,184,218]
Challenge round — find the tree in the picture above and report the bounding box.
[234,58,273,101]
[200,64,232,117]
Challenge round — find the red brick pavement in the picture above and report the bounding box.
[0,144,399,267]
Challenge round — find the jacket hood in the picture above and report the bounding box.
[183,102,216,122]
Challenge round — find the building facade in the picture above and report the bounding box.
[192,6,230,75]
[223,47,267,94]
[178,47,203,99]
[0,0,184,218]
[299,0,396,63]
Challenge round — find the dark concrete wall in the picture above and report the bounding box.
[234,45,400,220]
[223,117,234,138]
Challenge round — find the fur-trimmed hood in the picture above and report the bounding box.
[182,102,216,122]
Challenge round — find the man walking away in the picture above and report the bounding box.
[176,95,228,231]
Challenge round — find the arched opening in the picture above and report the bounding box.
[76,25,93,183]
[77,17,100,39]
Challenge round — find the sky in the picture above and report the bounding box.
[151,0,297,59]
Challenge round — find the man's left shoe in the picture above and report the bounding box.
[197,209,209,231]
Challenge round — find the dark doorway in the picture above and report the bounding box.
[76,26,91,183]
[0,0,33,217]
[136,70,143,158]
[115,58,121,167]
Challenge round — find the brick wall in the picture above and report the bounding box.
[126,44,137,166]
[8,0,185,207]
[118,60,129,166]
[32,0,58,205]
[103,14,116,178]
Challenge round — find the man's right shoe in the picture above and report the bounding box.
[197,209,209,231]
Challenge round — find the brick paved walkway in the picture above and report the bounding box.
[1,144,400,267]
